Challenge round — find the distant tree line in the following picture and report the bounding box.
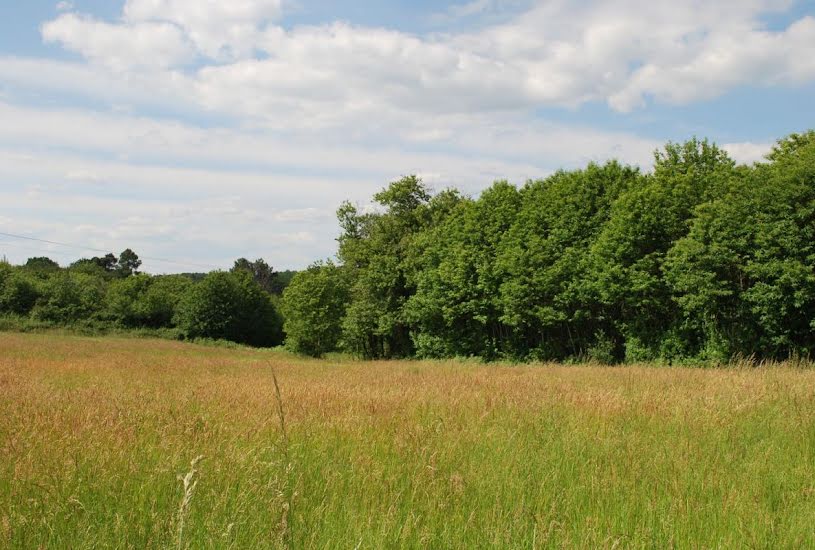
[0,250,292,347]
[281,131,815,363]
[4,131,813,361]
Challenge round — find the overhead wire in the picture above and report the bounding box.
[0,230,221,271]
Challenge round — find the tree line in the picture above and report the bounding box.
[3,131,813,363]
[281,131,815,363]
[0,251,292,347]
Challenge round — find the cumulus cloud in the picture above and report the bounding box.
[123,0,283,60]
[0,56,193,108]
[607,15,815,110]
[455,0,815,111]
[43,0,283,66]
[42,13,194,70]
[36,0,815,117]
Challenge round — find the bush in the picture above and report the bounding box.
[587,330,616,365]
[0,268,40,316]
[105,274,191,328]
[140,275,192,328]
[175,271,282,347]
[105,274,153,327]
[32,272,105,323]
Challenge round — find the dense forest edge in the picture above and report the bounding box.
[0,254,294,348]
[2,131,814,365]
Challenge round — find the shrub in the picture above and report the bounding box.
[0,268,40,316]
[105,274,153,327]
[32,272,105,323]
[175,271,282,347]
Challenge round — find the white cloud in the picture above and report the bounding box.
[33,0,815,119]
[42,1,283,67]
[237,4,811,116]
[608,15,815,111]
[65,169,106,184]
[0,56,194,110]
[56,1,74,12]
[0,100,660,186]
[123,0,282,60]
[455,0,815,111]
[0,100,660,271]
[722,141,773,164]
[272,208,330,223]
[0,150,344,271]
[42,14,194,70]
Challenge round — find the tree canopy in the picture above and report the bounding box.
[282,131,815,363]
[0,251,287,348]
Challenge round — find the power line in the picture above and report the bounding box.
[0,231,222,271]
[0,239,89,260]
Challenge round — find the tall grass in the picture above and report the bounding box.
[175,455,203,550]
[1,332,815,548]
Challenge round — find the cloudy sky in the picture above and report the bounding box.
[1,0,814,272]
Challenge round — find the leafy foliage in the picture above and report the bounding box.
[337,176,461,358]
[174,271,283,347]
[0,263,40,315]
[0,252,282,348]
[281,261,350,357]
[282,131,815,363]
[32,271,106,323]
[117,248,142,277]
[23,257,60,274]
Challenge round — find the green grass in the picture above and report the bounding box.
[1,332,814,548]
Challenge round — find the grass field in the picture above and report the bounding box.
[1,333,815,548]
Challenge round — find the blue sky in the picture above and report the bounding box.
[1,0,814,272]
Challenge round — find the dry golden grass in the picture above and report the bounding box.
[1,332,815,548]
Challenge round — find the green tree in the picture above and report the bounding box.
[105,273,192,328]
[406,181,519,359]
[105,274,153,326]
[117,249,142,277]
[338,176,461,358]
[273,270,297,294]
[588,139,736,361]
[766,130,815,162]
[281,261,350,357]
[94,253,118,271]
[231,257,280,294]
[496,162,639,361]
[70,258,111,277]
[666,133,815,359]
[0,266,40,315]
[23,257,60,275]
[140,275,192,327]
[32,271,106,323]
[175,271,282,347]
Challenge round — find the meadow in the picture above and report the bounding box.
[1,332,815,548]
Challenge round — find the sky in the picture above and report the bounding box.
[0,0,814,272]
